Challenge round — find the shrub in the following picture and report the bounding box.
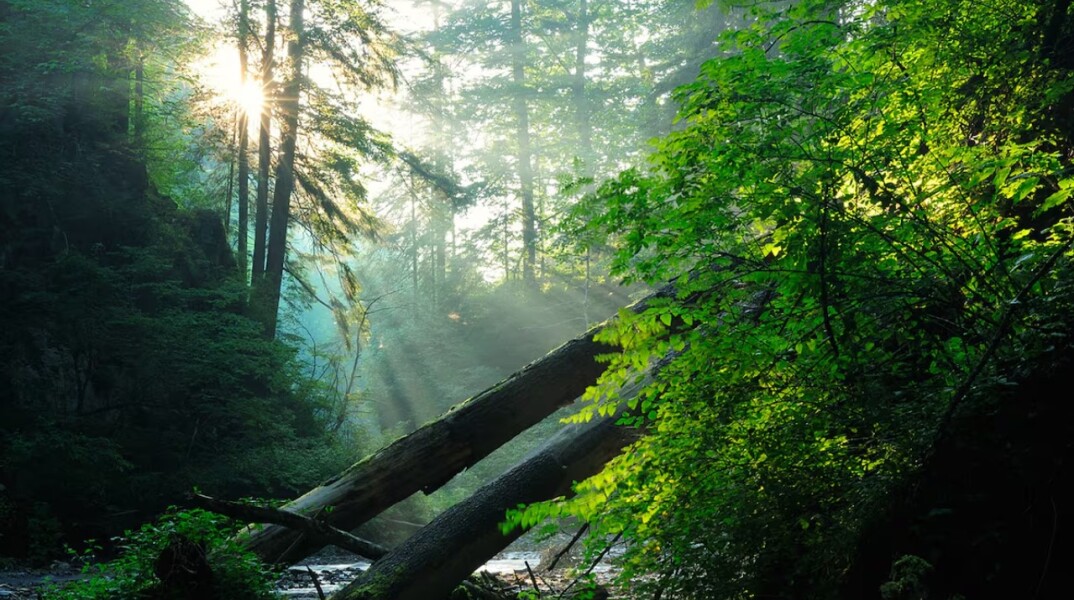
[45,508,277,600]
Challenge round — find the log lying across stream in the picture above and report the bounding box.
[332,415,636,600]
[238,284,677,565]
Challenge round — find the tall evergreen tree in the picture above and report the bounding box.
[252,0,277,283]
[258,0,306,339]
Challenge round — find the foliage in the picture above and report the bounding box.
[44,508,277,600]
[410,0,736,285]
[0,0,356,559]
[879,555,932,600]
[507,0,1074,597]
[0,201,352,550]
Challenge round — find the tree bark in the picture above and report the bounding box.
[510,0,537,285]
[573,0,593,168]
[236,0,251,278]
[332,415,636,600]
[237,283,679,565]
[133,50,145,151]
[251,0,277,283]
[433,3,452,307]
[189,493,388,560]
[258,0,304,339]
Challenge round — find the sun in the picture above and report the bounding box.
[232,79,265,118]
[196,43,265,119]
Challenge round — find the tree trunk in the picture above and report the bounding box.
[432,3,451,306]
[110,41,131,136]
[236,0,251,278]
[133,51,145,151]
[224,122,236,236]
[237,283,680,565]
[573,0,593,168]
[410,188,419,307]
[332,415,635,600]
[258,0,304,339]
[433,199,446,309]
[251,0,277,283]
[510,0,537,285]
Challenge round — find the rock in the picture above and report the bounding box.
[0,583,36,600]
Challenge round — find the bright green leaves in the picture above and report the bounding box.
[46,508,278,600]
[1009,176,1041,204]
[525,0,1074,597]
[1040,179,1074,214]
[956,144,1071,224]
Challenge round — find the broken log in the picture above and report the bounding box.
[331,414,636,600]
[188,493,387,560]
[238,284,679,565]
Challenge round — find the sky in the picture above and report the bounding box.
[184,0,225,21]
[182,0,436,139]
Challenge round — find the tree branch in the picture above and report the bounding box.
[932,239,1073,449]
[188,493,388,560]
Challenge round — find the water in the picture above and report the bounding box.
[476,551,542,574]
[276,552,541,598]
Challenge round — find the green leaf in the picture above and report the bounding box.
[993,165,1012,188]
[1038,188,1072,213]
[1009,176,1039,202]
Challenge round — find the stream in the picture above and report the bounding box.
[0,553,542,600]
[276,551,545,598]
[1,543,619,599]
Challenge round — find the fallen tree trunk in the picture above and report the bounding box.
[331,414,636,600]
[238,284,677,565]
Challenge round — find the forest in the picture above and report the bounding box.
[1,0,1073,598]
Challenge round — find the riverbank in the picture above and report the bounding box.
[1,547,621,599]
[0,561,83,599]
